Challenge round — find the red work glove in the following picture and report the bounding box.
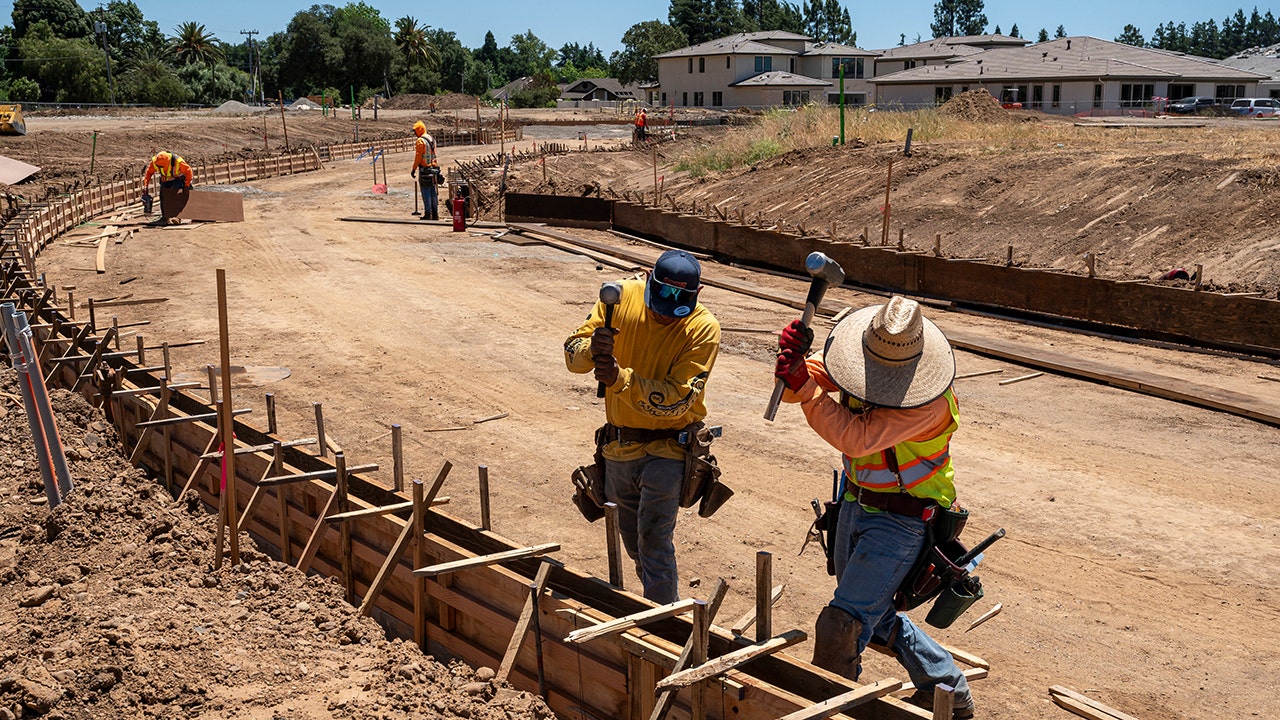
[779,319,814,355]
[775,347,810,392]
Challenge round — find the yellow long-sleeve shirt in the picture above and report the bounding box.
[564,279,720,462]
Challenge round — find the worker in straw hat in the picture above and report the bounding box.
[773,295,975,719]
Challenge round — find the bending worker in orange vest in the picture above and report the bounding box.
[141,151,193,218]
[774,296,975,719]
[410,120,439,220]
[634,107,647,142]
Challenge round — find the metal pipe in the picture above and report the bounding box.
[14,310,72,497]
[2,303,58,506]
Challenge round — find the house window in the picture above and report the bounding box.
[828,93,863,105]
[905,60,917,70]
[754,56,772,72]
[661,92,667,105]
[682,92,688,106]
[1120,83,1154,107]
[1052,84,1061,107]
[726,57,731,68]
[699,57,705,73]
[935,87,953,102]
[831,58,864,79]
[1167,84,1194,100]
[1093,84,1103,108]
[1215,84,1244,101]
[1032,85,1043,109]
[783,90,810,106]
[712,91,723,106]
[961,86,968,93]
[688,58,693,73]
[693,91,704,106]
[790,57,795,72]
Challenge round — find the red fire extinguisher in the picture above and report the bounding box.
[451,195,466,232]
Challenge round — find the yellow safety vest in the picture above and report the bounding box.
[841,388,960,508]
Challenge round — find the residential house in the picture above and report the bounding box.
[653,31,876,108]
[870,36,1266,113]
[1216,44,1280,98]
[872,34,1028,77]
[558,78,641,103]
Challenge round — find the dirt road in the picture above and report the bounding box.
[28,130,1280,720]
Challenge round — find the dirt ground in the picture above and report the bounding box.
[5,109,1280,720]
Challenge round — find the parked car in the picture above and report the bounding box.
[1229,98,1279,117]
[1166,96,1219,114]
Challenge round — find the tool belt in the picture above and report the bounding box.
[853,485,938,520]
[893,504,983,628]
[570,422,733,522]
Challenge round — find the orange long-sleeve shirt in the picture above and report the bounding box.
[143,153,192,188]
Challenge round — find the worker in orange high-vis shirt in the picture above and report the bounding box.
[633,107,647,142]
[141,151,193,217]
[410,120,440,220]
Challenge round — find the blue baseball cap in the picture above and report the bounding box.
[645,250,701,318]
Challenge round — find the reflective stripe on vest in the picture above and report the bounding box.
[157,154,185,179]
[841,388,960,493]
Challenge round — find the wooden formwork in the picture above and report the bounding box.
[0,147,931,720]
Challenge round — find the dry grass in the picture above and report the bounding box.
[672,106,1280,175]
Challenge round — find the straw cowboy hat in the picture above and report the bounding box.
[822,296,955,409]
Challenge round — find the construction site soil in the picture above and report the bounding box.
[2,108,1279,720]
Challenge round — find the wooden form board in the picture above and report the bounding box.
[3,271,928,720]
[160,187,245,222]
[601,199,1280,352]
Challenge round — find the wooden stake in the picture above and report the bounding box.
[314,402,327,457]
[649,579,730,720]
[934,232,942,256]
[880,158,893,246]
[1006,245,1014,266]
[265,392,277,435]
[161,341,171,384]
[478,465,491,531]
[278,90,290,149]
[604,502,624,589]
[955,368,1003,380]
[1084,252,1096,278]
[897,228,905,251]
[1194,263,1203,291]
[496,560,555,682]
[652,147,658,205]
[135,335,145,364]
[690,600,709,720]
[755,551,772,642]
[206,364,218,405]
[216,269,239,566]
[335,452,355,604]
[965,602,1002,632]
[392,424,404,492]
[273,441,290,563]
[932,684,954,720]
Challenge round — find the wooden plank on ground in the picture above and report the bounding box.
[1048,686,1141,720]
[161,187,245,222]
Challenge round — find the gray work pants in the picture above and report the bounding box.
[604,455,683,604]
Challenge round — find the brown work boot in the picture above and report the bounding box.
[907,690,975,719]
[811,605,862,679]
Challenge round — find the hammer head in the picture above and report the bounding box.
[805,251,845,286]
[599,281,622,306]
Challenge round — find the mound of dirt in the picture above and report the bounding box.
[0,367,551,720]
[381,93,481,111]
[213,100,266,115]
[939,90,1010,122]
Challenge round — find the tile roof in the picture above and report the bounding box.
[1216,43,1280,80]
[871,36,1267,84]
[803,41,877,57]
[730,71,831,87]
[655,34,802,59]
[875,34,1025,59]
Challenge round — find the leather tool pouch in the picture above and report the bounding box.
[894,506,972,612]
[680,423,733,517]
[818,499,840,576]
[570,425,610,523]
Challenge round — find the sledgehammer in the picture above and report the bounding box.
[597,281,622,398]
[764,251,845,420]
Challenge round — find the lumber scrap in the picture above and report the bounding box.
[649,578,730,720]
[258,463,379,487]
[1049,686,1141,720]
[358,461,452,616]
[413,543,560,577]
[776,679,904,720]
[655,629,806,689]
[566,598,698,644]
[731,583,785,635]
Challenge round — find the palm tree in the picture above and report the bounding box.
[171,21,223,65]
[394,17,440,71]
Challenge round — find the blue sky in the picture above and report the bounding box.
[3,1,1257,54]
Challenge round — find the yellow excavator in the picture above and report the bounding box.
[0,104,27,135]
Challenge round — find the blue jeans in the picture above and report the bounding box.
[832,502,971,705]
[419,175,438,218]
[604,456,683,604]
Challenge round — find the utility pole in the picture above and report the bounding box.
[94,13,116,105]
[240,30,259,105]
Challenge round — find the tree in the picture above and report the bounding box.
[742,0,804,34]
[610,20,687,85]
[1054,24,1067,39]
[12,0,90,41]
[931,0,985,38]
[669,0,744,45]
[508,30,556,79]
[1037,28,1049,42]
[508,69,559,108]
[96,1,164,65]
[16,21,109,102]
[394,17,439,71]
[557,42,607,71]
[171,22,223,65]
[803,0,854,44]
[1009,23,1019,38]
[1115,24,1144,47]
[330,3,395,101]
[899,33,906,46]
[993,25,1000,35]
[177,61,251,104]
[119,50,189,105]
[276,8,342,95]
